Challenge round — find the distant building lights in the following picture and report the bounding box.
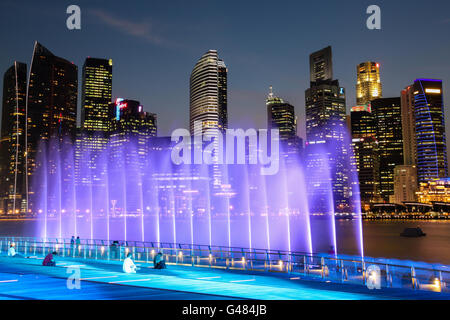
[425,88,441,94]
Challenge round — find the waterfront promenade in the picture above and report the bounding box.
[0,256,449,300]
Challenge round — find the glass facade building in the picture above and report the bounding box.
[0,62,27,214]
[401,84,416,165]
[26,42,78,213]
[108,99,157,215]
[413,79,447,183]
[305,47,349,212]
[217,59,228,133]
[110,99,157,143]
[266,86,302,164]
[81,58,113,133]
[189,50,228,188]
[189,50,228,135]
[371,97,403,202]
[356,62,382,105]
[76,58,113,188]
[110,99,157,164]
[309,46,333,82]
[350,104,379,208]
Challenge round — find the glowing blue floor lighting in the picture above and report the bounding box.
[0,256,449,300]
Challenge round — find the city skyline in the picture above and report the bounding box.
[0,0,449,141]
[2,1,450,305]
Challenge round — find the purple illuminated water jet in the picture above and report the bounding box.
[32,133,363,256]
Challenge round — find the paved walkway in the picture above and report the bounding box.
[0,256,449,300]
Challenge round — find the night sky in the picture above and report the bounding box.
[0,0,449,140]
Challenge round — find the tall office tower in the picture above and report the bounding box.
[110,99,157,162]
[356,62,382,105]
[110,99,157,141]
[305,47,348,212]
[217,60,228,132]
[190,50,228,135]
[26,42,78,212]
[371,98,403,202]
[309,46,333,82]
[76,58,113,188]
[401,85,416,165]
[81,58,113,133]
[414,79,447,182]
[266,86,301,164]
[190,50,228,188]
[0,62,27,214]
[109,99,157,215]
[350,105,379,209]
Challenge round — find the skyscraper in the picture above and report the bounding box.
[76,58,113,188]
[413,79,447,182]
[217,59,228,133]
[26,42,78,212]
[110,99,157,159]
[305,47,348,212]
[0,62,27,214]
[356,62,382,105]
[350,104,379,208]
[109,99,157,215]
[190,50,228,135]
[401,85,416,165]
[81,58,113,134]
[27,42,78,146]
[266,86,301,163]
[309,46,333,82]
[371,97,403,202]
[190,50,227,188]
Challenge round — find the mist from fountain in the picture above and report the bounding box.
[32,130,363,257]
